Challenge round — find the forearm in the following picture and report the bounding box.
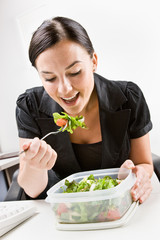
[18,163,48,198]
[129,134,153,178]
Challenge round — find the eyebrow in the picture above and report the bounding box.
[41,60,81,74]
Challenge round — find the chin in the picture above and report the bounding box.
[64,106,84,116]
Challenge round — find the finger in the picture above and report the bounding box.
[43,144,57,170]
[139,186,152,203]
[132,166,149,191]
[29,140,48,168]
[118,160,135,179]
[131,166,143,190]
[133,181,152,203]
[120,159,135,169]
[30,142,57,170]
[38,144,53,169]
[39,145,52,168]
[24,137,41,160]
[46,151,57,170]
[131,177,152,202]
[131,174,142,191]
[22,141,32,151]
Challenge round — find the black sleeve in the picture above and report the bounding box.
[16,91,61,199]
[125,82,152,138]
[16,92,41,138]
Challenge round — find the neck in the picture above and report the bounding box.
[80,87,98,117]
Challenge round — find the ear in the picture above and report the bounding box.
[92,52,98,72]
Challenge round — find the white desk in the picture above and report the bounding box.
[0,157,19,171]
[1,173,160,240]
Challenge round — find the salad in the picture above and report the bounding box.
[53,112,87,134]
[62,174,121,193]
[52,174,132,223]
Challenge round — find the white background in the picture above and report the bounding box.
[0,0,160,155]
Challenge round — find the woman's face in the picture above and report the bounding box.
[35,40,97,116]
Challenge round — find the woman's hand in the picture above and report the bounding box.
[18,137,57,198]
[120,160,152,204]
[20,137,57,170]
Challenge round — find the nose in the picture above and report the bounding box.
[58,77,72,95]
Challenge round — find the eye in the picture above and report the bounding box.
[45,77,56,82]
[69,70,81,77]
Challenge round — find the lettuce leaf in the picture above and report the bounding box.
[53,112,87,134]
[62,174,120,193]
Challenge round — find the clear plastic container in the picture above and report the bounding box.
[46,168,136,224]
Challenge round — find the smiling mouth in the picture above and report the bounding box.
[61,93,79,104]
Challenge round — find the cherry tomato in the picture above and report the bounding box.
[97,212,107,221]
[56,118,68,127]
[57,203,68,216]
[107,209,121,220]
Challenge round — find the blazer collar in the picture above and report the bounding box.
[94,73,128,112]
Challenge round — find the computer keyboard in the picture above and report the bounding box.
[0,203,37,237]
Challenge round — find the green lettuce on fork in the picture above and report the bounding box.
[53,112,87,134]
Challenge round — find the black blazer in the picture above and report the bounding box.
[16,73,152,190]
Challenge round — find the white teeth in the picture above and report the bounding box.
[63,94,77,100]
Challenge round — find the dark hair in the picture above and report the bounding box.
[29,16,94,67]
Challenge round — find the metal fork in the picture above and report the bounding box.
[19,123,67,155]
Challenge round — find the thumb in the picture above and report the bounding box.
[22,141,31,151]
[121,159,135,170]
[118,159,135,180]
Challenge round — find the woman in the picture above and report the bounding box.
[16,16,153,203]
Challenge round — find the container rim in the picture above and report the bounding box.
[46,168,136,203]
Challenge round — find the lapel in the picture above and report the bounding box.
[94,74,131,168]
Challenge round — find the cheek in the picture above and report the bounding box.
[43,83,57,99]
[83,72,94,90]
[79,71,93,89]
